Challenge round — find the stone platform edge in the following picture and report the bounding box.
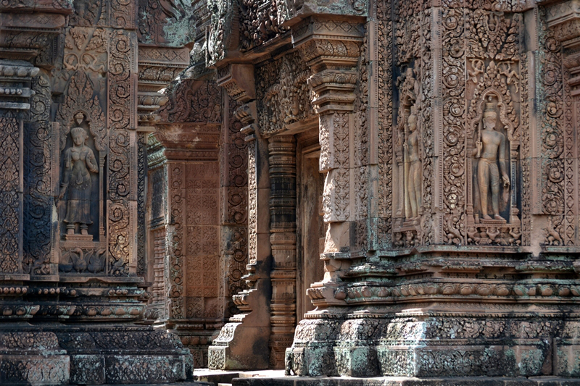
[231,376,580,386]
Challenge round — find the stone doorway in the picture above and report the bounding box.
[296,132,325,320]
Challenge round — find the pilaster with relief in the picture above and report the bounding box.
[292,16,365,308]
[208,63,272,370]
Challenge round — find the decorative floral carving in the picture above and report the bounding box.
[256,52,313,137]
[377,0,393,248]
[158,80,222,124]
[0,112,21,273]
[239,0,288,51]
[23,74,53,275]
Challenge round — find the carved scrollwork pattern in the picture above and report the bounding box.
[137,133,147,276]
[168,163,185,319]
[111,0,136,29]
[519,53,531,246]
[354,32,369,221]
[108,29,136,275]
[247,141,257,265]
[420,9,434,245]
[224,99,248,314]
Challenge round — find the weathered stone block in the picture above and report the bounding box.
[104,355,186,384]
[0,356,69,386]
[334,345,379,377]
[70,355,105,385]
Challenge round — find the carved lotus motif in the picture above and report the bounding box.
[460,284,474,295]
[441,283,457,295]
[476,284,492,296]
[495,285,510,296]
[558,287,571,297]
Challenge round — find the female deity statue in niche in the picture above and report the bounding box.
[404,109,421,220]
[60,112,98,236]
[473,98,509,221]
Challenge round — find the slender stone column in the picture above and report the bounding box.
[268,136,297,368]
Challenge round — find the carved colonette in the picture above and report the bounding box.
[0,1,194,384]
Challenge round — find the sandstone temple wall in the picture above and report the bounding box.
[198,0,580,380]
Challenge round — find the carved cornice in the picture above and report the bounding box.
[546,1,580,93]
[0,0,73,13]
[137,46,190,131]
[0,11,67,65]
[292,17,364,114]
[216,63,256,103]
[0,61,39,110]
[546,0,580,46]
[292,17,364,69]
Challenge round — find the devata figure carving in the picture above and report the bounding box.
[473,98,509,221]
[60,112,98,235]
[404,110,421,220]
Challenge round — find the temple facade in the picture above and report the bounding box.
[3,0,580,385]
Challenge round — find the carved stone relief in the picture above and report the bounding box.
[24,73,55,276]
[256,51,313,137]
[0,0,194,383]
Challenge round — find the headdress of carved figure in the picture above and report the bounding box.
[483,98,497,120]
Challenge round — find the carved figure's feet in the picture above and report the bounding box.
[494,214,504,221]
[483,214,492,220]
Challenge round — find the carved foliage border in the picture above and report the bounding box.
[538,7,566,244]
[377,0,394,249]
[24,74,54,275]
[0,111,21,273]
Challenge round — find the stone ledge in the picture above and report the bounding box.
[232,376,580,386]
[104,383,213,386]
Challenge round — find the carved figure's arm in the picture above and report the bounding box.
[499,134,509,185]
[86,149,99,174]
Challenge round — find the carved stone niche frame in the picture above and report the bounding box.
[393,67,423,247]
[466,84,521,247]
[56,72,109,275]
